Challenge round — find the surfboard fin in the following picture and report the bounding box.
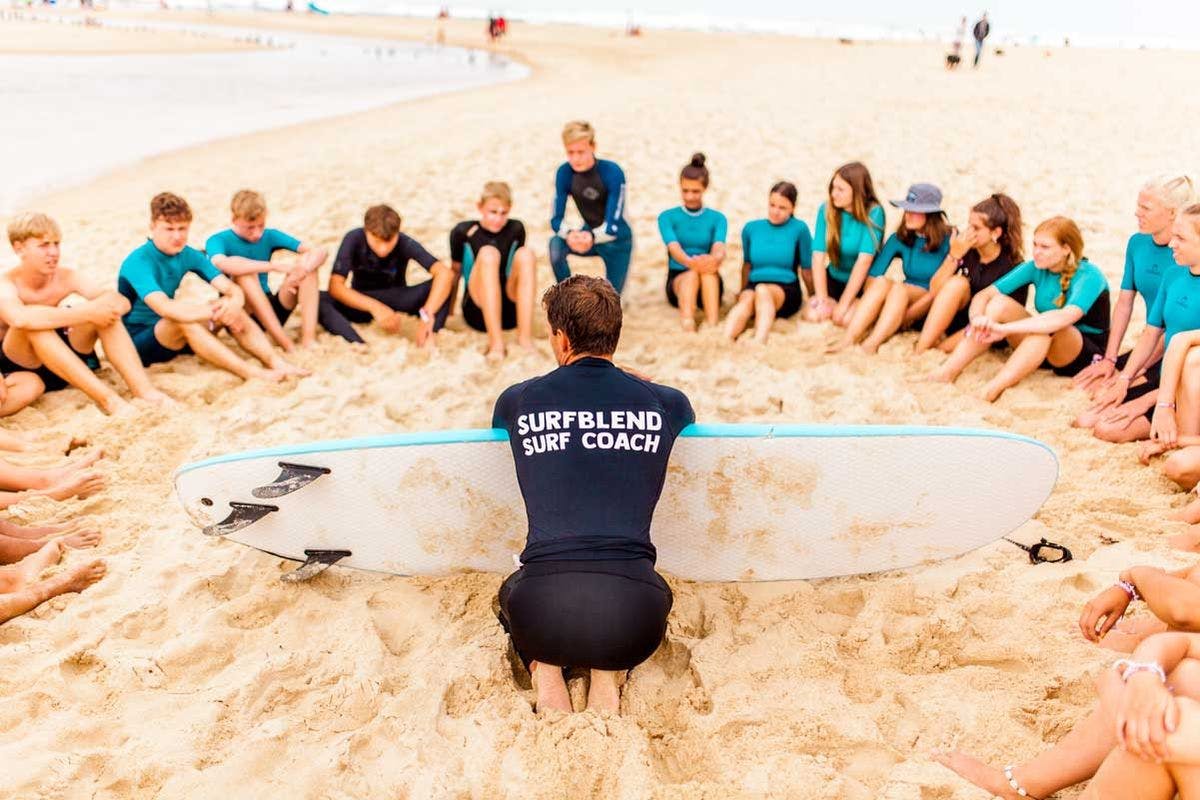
[281,549,352,583]
[251,462,332,499]
[203,501,279,536]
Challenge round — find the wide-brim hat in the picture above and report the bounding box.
[890,183,944,213]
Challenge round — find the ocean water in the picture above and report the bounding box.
[0,17,526,212]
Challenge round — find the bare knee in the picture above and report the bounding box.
[1094,419,1137,443]
[476,245,502,266]
[1164,454,1200,489]
[1169,660,1200,697]
[678,271,699,290]
[944,275,971,300]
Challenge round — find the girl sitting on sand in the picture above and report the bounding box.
[928,216,1111,402]
[657,153,728,330]
[803,161,885,326]
[723,181,811,344]
[935,631,1200,800]
[912,192,1027,353]
[1074,175,1194,441]
[829,182,952,354]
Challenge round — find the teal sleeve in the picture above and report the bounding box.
[714,212,728,245]
[657,211,678,245]
[205,232,230,258]
[798,222,812,269]
[993,260,1037,296]
[1120,237,1136,292]
[870,233,900,277]
[267,229,302,253]
[812,206,827,254]
[1063,265,1109,314]
[740,225,752,265]
[121,256,166,300]
[859,205,886,255]
[188,250,223,283]
[1147,273,1169,329]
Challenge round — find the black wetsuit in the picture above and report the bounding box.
[950,247,1028,334]
[322,228,451,343]
[449,219,526,331]
[493,357,695,671]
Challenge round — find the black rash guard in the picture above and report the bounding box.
[492,357,695,564]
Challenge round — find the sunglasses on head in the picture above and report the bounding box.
[1004,537,1073,564]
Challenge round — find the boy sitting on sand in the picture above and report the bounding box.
[0,212,173,415]
[117,192,306,381]
[205,190,329,352]
[325,204,454,347]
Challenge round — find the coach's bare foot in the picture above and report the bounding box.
[530,661,571,714]
[43,470,106,501]
[586,669,621,714]
[931,750,1025,800]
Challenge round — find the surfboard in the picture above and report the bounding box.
[174,424,1057,582]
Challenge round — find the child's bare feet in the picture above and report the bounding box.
[59,529,102,550]
[43,470,106,501]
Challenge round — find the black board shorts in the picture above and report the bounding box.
[747,280,803,319]
[1044,328,1107,377]
[462,290,518,332]
[665,270,724,309]
[0,329,99,391]
[497,557,673,672]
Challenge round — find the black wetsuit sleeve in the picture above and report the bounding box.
[492,385,517,429]
[513,220,526,249]
[400,234,440,273]
[448,222,470,263]
[332,229,360,278]
[657,385,695,436]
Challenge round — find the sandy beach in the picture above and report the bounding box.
[2,10,1200,798]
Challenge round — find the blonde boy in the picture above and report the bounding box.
[205,190,328,351]
[0,213,171,414]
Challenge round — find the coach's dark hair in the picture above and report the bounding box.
[542,275,622,356]
[680,152,710,187]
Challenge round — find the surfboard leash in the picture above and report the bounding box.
[1003,537,1073,564]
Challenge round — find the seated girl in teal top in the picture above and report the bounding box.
[804,162,886,329]
[1073,175,1193,441]
[723,181,811,344]
[930,216,1111,403]
[830,182,953,355]
[656,153,727,331]
[1137,204,1200,524]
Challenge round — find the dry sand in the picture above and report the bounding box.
[1,10,1200,798]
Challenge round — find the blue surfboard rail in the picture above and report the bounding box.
[175,423,1058,479]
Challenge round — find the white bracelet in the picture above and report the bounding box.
[1116,579,1141,601]
[1113,658,1167,684]
[1003,765,1032,797]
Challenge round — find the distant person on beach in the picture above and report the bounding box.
[802,162,885,328]
[724,181,810,344]
[835,183,953,354]
[549,121,634,294]
[1074,176,1194,442]
[936,630,1200,799]
[928,216,1111,402]
[913,192,1026,353]
[657,153,727,331]
[449,182,536,360]
[946,15,966,68]
[493,276,693,714]
[325,204,454,347]
[205,190,330,352]
[0,213,174,415]
[117,192,306,381]
[972,12,990,67]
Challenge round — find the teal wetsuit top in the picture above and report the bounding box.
[204,228,302,295]
[117,240,222,327]
[657,206,727,272]
[993,259,1110,335]
[1147,267,1200,349]
[1121,232,1179,309]
[812,203,886,282]
[740,217,812,284]
[870,233,951,290]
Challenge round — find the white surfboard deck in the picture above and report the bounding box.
[174,424,1057,582]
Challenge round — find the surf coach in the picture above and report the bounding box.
[492,275,695,714]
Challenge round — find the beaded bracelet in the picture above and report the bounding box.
[1113,658,1167,684]
[1116,579,1141,601]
